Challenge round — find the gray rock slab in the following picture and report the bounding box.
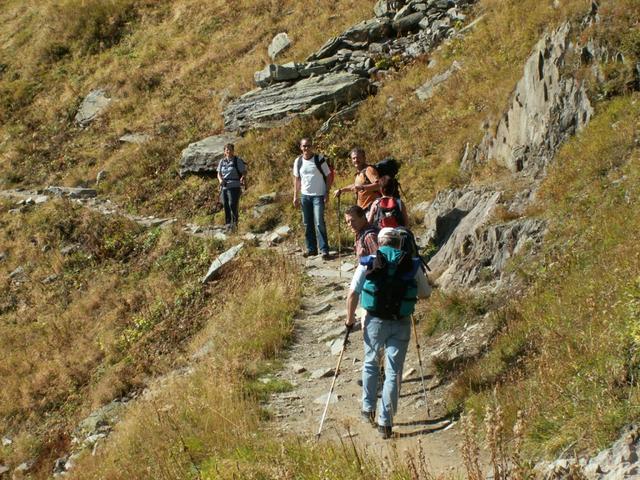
[254,63,300,87]
[393,12,425,33]
[467,23,592,175]
[0,465,8,475]
[119,133,151,144]
[224,72,370,133]
[307,268,344,279]
[416,60,461,101]
[76,400,124,436]
[268,32,291,60]
[202,243,244,283]
[329,337,346,355]
[310,367,335,379]
[45,186,97,199]
[75,89,111,127]
[179,132,240,177]
[342,18,392,43]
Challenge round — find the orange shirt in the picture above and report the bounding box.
[355,166,380,209]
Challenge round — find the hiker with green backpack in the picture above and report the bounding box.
[217,143,247,231]
[345,227,431,439]
[293,138,334,260]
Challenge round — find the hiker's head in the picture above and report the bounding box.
[350,148,366,170]
[300,138,314,158]
[379,176,397,196]
[344,205,368,233]
[378,227,402,248]
[224,143,235,158]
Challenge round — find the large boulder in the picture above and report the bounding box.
[224,72,370,132]
[179,133,239,176]
[75,89,111,127]
[466,23,593,175]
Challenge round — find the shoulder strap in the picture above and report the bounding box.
[313,154,327,185]
[233,157,242,178]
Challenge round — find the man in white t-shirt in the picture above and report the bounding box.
[292,138,332,260]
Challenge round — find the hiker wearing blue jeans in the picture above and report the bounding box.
[293,138,333,260]
[346,227,431,438]
[217,143,247,231]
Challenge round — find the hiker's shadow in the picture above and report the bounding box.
[393,414,458,438]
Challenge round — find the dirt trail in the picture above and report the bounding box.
[267,250,467,477]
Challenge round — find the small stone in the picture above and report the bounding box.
[53,457,68,475]
[257,192,277,205]
[60,244,80,256]
[1,436,11,446]
[118,133,151,144]
[292,364,306,374]
[0,252,6,262]
[96,170,108,184]
[42,274,59,284]
[0,465,8,475]
[340,262,355,272]
[402,367,417,381]
[310,367,335,379]
[313,393,339,405]
[8,266,25,279]
[268,32,292,60]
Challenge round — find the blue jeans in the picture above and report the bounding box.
[300,194,329,254]
[222,187,241,227]
[362,314,411,427]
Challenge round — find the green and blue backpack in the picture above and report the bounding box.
[359,245,420,320]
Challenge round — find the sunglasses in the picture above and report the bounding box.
[301,144,312,148]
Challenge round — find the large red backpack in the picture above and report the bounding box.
[374,197,404,228]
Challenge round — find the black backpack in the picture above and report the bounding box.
[396,226,430,272]
[374,157,400,179]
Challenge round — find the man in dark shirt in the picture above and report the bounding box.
[217,143,247,231]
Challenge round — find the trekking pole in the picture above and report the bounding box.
[337,194,342,278]
[316,324,352,440]
[410,315,430,417]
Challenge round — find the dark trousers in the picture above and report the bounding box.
[222,187,241,227]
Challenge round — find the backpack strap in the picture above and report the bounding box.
[313,154,328,185]
[232,156,243,179]
[295,155,302,177]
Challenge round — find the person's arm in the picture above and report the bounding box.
[367,202,377,223]
[293,176,301,207]
[239,159,247,189]
[346,265,366,326]
[354,167,380,193]
[400,199,410,227]
[217,160,224,185]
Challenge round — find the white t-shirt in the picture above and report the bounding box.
[293,155,330,196]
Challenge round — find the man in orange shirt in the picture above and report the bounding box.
[334,148,380,213]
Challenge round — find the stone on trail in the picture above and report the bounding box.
[257,192,277,205]
[402,367,417,381]
[340,262,355,272]
[319,325,347,343]
[329,337,346,355]
[268,32,292,60]
[305,303,332,315]
[179,132,240,177]
[292,364,306,374]
[202,243,244,283]
[75,89,111,127]
[310,367,335,379]
[45,186,97,199]
[313,392,340,405]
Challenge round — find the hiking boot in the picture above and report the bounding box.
[360,410,375,425]
[378,424,393,439]
[321,252,332,260]
[302,251,318,258]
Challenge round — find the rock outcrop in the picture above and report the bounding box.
[223,73,371,132]
[179,132,239,176]
[224,0,477,133]
[465,23,593,175]
[268,32,291,60]
[536,424,640,479]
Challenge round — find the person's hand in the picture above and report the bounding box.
[345,318,355,328]
[333,188,342,198]
[293,197,300,208]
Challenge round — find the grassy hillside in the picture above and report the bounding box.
[2,0,640,477]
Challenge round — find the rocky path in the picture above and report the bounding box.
[265,251,467,477]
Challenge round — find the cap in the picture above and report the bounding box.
[378,227,401,242]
